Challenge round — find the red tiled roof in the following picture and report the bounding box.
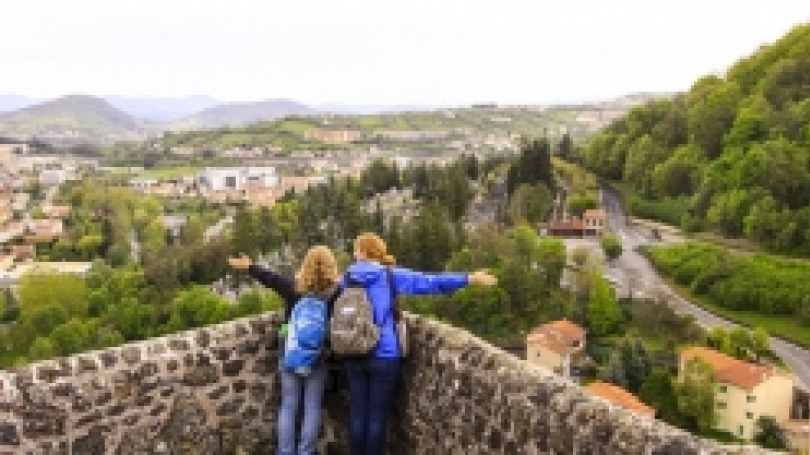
[583,209,607,220]
[539,218,585,231]
[526,319,585,356]
[586,381,655,417]
[680,346,775,391]
[546,319,585,339]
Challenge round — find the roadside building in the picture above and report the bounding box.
[305,129,362,143]
[526,319,586,378]
[679,346,793,440]
[538,218,585,237]
[583,209,608,236]
[197,167,278,192]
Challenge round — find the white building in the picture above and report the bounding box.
[197,167,279,192]
[161,215,189,238]
[39,169,75,187]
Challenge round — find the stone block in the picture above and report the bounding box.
[222,359,244,376]
[0,422,19,446]
[121,347,142,365]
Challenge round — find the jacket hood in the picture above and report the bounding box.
[345,261,386,286]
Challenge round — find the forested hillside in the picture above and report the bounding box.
[579,23,810,255]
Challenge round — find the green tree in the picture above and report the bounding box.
[102,297,155,341]
[231,205,256,256]
[586,272,622,336]
[507,138,554,196]
[462,153,479,180]
[567,194,598,218]
[600,233,623,262]
[620,337,652,393]
[601,351,629,389]
[161,286,231,333]
[623,135,666,196]
[232,291,282,319]
[676,357,716,432]
[639,368,684,427]
[557,133,573,160]
[77,234,104,260]
[508,183,552,225]
[753,416,787,450]
[180,214,205,246]
[686,78,741,159]
[444,164,472,221]
[707,327,734,356]
[535,236,566,289]
[142,218,167,255]
[106,241,131,267]
[800,297,810,326]
[651,144,703,198]
[255,206,278,254]
[49,318,94,356]
[28,337,56,362]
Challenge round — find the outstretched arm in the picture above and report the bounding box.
[393,268,497,296]
[227,255,298,304]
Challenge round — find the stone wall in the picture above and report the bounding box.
[0,312,771,454]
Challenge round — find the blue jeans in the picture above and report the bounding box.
[345,357,402,455]
[277,359,328,455]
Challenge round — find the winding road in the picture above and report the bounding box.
[601,185,810,388]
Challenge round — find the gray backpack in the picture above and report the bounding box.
[329,281,380,356]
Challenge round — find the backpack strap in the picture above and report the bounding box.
[385,267,401,323]
[344,271,363,288]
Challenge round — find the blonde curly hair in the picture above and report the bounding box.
[294,245,339,296]
[354,232,395,265]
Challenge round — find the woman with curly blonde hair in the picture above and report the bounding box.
[228,245,341,455]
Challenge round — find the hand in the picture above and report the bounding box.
[469,270,497,287]
[227,254,252,270]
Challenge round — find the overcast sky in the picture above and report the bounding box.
[2,0,809,106]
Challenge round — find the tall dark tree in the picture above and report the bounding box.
[507,138,554,197]
[639,368,684,427]
[620,337,652,393]
[444,164,472,221]
[462,153,479,180]
[255,206,277,254]
[230,205,256,256]
[557,132,573,160]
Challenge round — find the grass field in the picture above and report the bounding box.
[658,269,810,349]
[138,166,201,178]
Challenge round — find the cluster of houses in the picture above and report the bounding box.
[130,147,463,209]
[0,197,90,287]
[303,127,454,143]
[526,320,810,451]
[131,167,326,208]
[0,143,96,286]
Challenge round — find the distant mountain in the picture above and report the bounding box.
[167,99,315,130]
[0,95,40,113]
[0,94,153,143]
[105,95,219,121]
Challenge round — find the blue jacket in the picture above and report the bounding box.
[343,261,469,358]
